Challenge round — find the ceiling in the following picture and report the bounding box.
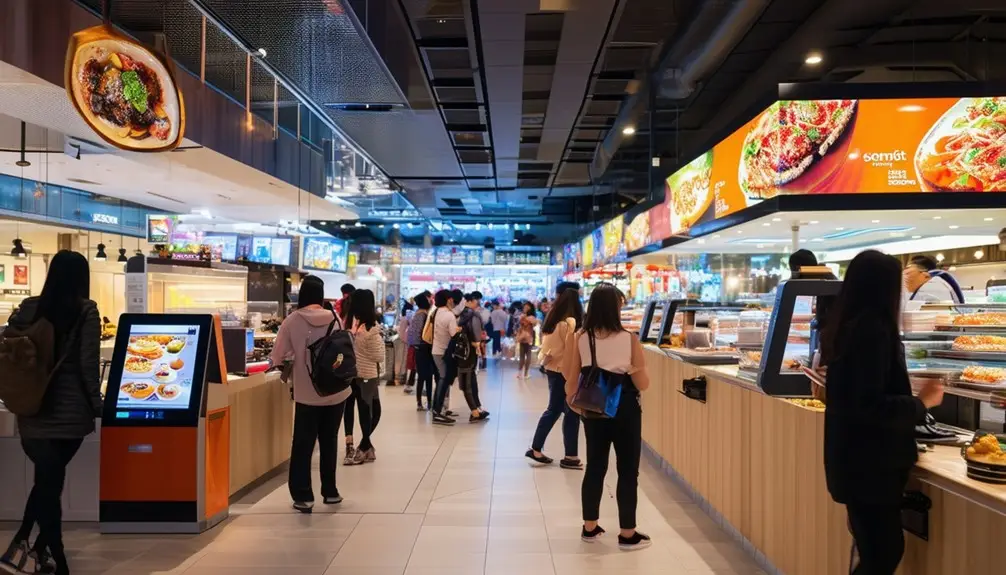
[655,208,1006,261]
[0,61,355,225]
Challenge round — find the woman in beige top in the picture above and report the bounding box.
[562,283,652,550]
[526,288,584,469]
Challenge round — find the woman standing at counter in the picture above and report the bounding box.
[272,276,351,513]
[563,283,651,550]
[1,251,101,575]
[345,289,385,465]
[526,287,584,469]
[821,250,945,574]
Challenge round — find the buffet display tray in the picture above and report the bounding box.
[665,347,739,365]
[929,350,1006,362]
[935,325,1006,333]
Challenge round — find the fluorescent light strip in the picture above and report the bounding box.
[821,235,998,262]
[821,226,914,240]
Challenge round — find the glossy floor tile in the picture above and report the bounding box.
[1,361,764,574]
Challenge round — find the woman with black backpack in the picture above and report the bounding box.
[271,276,351,513]
[1,250,101,575]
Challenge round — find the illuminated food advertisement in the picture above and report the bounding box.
[601,215,624,260]
[117,325,199,410]
[915,97,1006,192]
[146,214,174,243]
[302,237,348,273]
[66,25,184,151]
[668,151,714,233]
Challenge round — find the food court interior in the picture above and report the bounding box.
[2,0,1006,574]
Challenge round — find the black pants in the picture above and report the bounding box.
[457,369,481,411]
[16,437,84,569]
[491,331,502,355]
[432,354,457,414]
[289,402,344,503]
[415,344,435,407]
[581,393,641,530]
[531,371,580,457]
[348,379,381,451]
[847,502,905,574]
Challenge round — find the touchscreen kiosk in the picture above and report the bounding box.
[638,302,658,343]
[100,314,229,533]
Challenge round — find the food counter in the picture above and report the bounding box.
[641,348,1005,575]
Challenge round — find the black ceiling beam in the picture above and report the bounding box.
[431,77,476,88]
[446,123,487,132]
[595,70,636,81]
[439,101,483,110]
[417,37,468,49]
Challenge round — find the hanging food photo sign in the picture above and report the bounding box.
[65,25,185,152]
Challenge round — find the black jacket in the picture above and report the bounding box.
[10,298,102,438]
[823,316,925,506]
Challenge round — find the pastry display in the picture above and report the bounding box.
[951,335,1006,352]
[786,398,825,410]
[953,312,1006,326]
[965,434,1006,466]
[961,366,1006,385]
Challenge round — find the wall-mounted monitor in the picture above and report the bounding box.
[302,236,349,273]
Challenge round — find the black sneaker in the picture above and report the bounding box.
[445,410,458,417]
[559,457,583,470]
[432,413,456,426]
[292,501,314,513]
[618,531,652,550]
[581,525,606,542]
[416,403,426,411]
[323,494,343,505]
[23,549,57,574]
[469,411,490,423]
[525,449,553,465]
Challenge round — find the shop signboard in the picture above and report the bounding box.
[302,237,349,273]
[66,25,185,152]
[417,248,436,264]
[656,96,1006,241]
[434,247,452,265]
[465,248,483,265]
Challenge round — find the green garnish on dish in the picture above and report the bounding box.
[121,70,148,113]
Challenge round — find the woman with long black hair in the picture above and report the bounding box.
[408,292,434,410]
[562,283,651,550]
[1,251,101,575]
[526,287,584,469]
[271,275,350,513]
[821,250,944,574]
[345,289,385,465]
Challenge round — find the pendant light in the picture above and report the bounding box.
[10,238,27,259]
[117,234,128,262]
[13,132,28,257]
[95,233,107,261]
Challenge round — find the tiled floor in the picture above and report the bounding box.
[1,362,764,574]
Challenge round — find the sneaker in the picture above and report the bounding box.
[22,549,56,574]
[445,410,458,417]
[1,539,29,573]
[352,448,375,465]
[404,385,414,394]
[323,494,343,505]
[559,458,583,470]
[525,449,553,465]
[618,531,652,550]
[293,501,314,513]
[343,444,356,465]
[416,403,426,411]
[469,411,490,423]
[581,525,606,542]
[432,413,456,426]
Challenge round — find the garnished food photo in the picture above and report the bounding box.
[951,335,1006,352]
[153,363,177,384]
[124,355,154,375]
[166,338,186,354]
[667,151,713,233]
[169,357,184,370]
[915,97,1006,192]
[67,26,183,151]
[127,337,163,359]
[156,384,181,401]
[739,99,857,199]
[124,381,155,400]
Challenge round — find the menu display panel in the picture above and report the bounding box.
[302,237,349,272]
[102,314,213,427]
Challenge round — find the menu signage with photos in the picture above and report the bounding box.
[117,324,200,411]
[302,237,349,272]
[66,25,185,152]
[146,214,175,243]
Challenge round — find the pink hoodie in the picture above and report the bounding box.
[270,306,352,406]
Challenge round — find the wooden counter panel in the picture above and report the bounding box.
[227,374,293,495]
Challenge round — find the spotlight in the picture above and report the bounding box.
[95,243,107,261]
[805,53,823,65]
[257,48,267,58]
[622,126,636,136]
[975,249,985,260]
[10,238,26,258]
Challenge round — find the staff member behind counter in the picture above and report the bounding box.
[903,255,964,304]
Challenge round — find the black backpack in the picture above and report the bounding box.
[307,312,357,397]
[452,312,478,371]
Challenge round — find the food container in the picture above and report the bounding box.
[685,328,712,349]
[902,311,939,333]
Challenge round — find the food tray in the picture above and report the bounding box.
[951,379,1006,392]
[935,325,1006,333]
[929,350,1006,362]
[665,347,739,365]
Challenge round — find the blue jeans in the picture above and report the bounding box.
[530,370,580,458]
[432,354,456,414]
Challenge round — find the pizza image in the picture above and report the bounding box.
[739,99,857,199]
[127,337,164,360]
[667,151,713,233]
[66,25,184,151]
[124,355,154,375]
[961,366,1006,385]
[953,312,1006,326]
[623,212,650,252]
[915,97,1006,192]
[951,335,1006,352]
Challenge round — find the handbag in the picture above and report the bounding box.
[421,309,438,345]
[569,331,628,419]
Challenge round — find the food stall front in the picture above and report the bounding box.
[630,85,1006,575]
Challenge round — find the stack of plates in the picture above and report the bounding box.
[903,311,939,333]
[965,460,1006,484]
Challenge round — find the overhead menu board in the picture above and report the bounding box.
[302,236,349,273]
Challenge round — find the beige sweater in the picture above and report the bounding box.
[538,317,575,372]
[353,323,385,380]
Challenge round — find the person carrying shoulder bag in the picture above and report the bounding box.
[561,283,652,551]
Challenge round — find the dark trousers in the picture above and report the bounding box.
[847,502,905,574]
[348,379,381,451]
[16,438,83,567]
[457,369,481,411]
[491,331,502,355]
[415,344,434,407]
[289,402,344,503]
[531,371,580,457]
[432,354,457,414]
[581,394,641,530]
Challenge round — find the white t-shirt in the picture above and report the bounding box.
[432,308,458,356]
[911,276,961,304]
[578,330,632,374]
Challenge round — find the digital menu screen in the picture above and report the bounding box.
[248,237,292,266]
[204,234,237,261]
[302,237,349,272]
[116,324,200,412]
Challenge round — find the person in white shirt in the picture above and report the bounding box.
[489,302,508,357]
[430,289,459,425]
[903,255,964,304]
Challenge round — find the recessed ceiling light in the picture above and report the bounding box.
[340,224,346,229]
[393,223,400,229]
[871,219,880,223]
[762,222,771,227]
[354,222,363,227]
[378,224,385,229]
[949,225,960,229]
[974,249,985,259]
[984,217,995,221]
[772,217,781,222]
[622,126,636,136]
[912,235,921,239]
[805,53,823,65]
[737,230,743,234]
[319,221,327,226]
[712,234,720,239]
[808,220,819,225]
[935,253,945,262]
[835,227,845,231]
[933,216,942,220]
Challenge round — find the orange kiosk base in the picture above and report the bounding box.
[99,314,230,534]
